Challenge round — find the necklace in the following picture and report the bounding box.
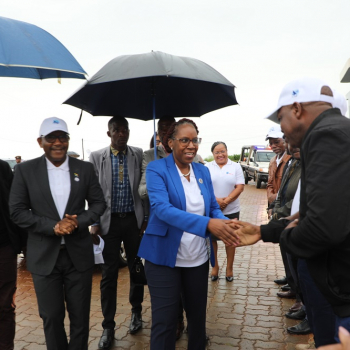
[182,168,191,177]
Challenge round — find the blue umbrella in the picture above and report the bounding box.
[0,16,86,80]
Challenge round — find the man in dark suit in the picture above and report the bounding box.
[0,160,27,350]
[9,117,106,350]
[90,116,145,350]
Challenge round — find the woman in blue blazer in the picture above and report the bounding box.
[138,118,238,350]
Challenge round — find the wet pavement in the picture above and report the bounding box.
[14,183,315,349]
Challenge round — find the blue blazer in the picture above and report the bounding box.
[138,153,227,268]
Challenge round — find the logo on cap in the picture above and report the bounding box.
[53,120,60,124]
[292,89,299,97]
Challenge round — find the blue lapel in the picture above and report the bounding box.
[165,154,186,211]
[192,163,210,216]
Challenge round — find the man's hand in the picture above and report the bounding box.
[226,220,262,246]
[268,209,273,220]
[90,225,101,244]
[318,327,350,350]
[140,220,148,235]
[54,214,78,236]
[286,219,298,230]
[207,219,240,246]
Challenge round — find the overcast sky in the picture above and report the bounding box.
[1,0,350,160]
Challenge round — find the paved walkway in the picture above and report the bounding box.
[14,183,315,349]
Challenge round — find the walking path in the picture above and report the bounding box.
[14,183,315,349]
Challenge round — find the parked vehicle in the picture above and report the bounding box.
[239,145,274,188]
[1,158,17,171]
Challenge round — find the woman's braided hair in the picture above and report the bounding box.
[163,118,199,153]
[211,141,227,153]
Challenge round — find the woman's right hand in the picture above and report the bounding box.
[207,219,240,246]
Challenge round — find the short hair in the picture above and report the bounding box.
[157,115,176,127]
[108,116,128,131]
[163,118,199,153]
[211,141,227,153]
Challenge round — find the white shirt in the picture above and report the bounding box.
[291,179,301,216]
[46,156,71,243]
[175,163,208,267]
[206,159,245,215]
[276,152,286,167]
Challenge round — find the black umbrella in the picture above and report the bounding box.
[64,51,238,157]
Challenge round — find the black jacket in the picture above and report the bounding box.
[262,108,350,317]
[0,160,27,253]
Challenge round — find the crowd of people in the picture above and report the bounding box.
[1,76,350,350]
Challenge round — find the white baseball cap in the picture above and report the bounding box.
[266,77,334,123]
[39,117,69,137]
[265,125,284,141]
[333,90,347,116]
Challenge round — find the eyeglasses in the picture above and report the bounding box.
[172,137,202,145]
[155,140,161,145]
[43,134,70,143]
[213,150,226,155]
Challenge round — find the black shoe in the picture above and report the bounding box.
[98,329,115,349]
[287,319,312,335]
[225,276,234,282]
[211,275,218,281]
[274,276,287,285]
[285,308,307,320]
[281,284,291,291]
[277,290,296,299]
[129,312,142,334]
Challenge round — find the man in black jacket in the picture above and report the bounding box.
[231,77,349,347]
[0,160,27,350]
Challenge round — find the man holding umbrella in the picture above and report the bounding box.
[90,116,145,350]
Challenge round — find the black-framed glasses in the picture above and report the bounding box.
[43,134,70,143]
[172,137,202,145]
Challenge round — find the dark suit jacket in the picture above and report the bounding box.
[0,160,27,253]
[262,108,350,317]
[9,155,106,276]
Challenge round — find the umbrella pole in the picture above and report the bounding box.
[153,96,157,160]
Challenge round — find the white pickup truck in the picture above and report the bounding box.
[238,145,274,188]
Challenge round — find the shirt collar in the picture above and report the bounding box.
[213,158,232,167]
[111,146,127,156]
[46,155,69,171]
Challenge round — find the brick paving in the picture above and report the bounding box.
[14,183,315,349]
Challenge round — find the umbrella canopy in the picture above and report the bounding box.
[64,51,237,119]
[0,16,86,79]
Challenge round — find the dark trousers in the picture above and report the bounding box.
[100,213,144,329]
[145,260,209,350]
[280,244,298,292]
[32,249,93,350]
[0,244,17,350]
[297,259,336,347]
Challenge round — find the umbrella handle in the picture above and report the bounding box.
[153,96,157,160]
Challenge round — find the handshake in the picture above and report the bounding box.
[207,217,299,247]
